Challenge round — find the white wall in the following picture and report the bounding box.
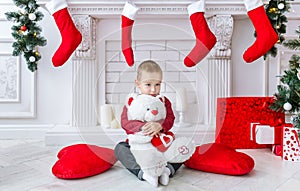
[232,16,266,96]
[0,3,72,137]
[0,0,299,139]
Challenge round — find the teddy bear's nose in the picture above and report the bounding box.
[151,110,158,116]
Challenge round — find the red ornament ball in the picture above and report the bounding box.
[20,25,27,31]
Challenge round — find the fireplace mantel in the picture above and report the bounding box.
[35,0,273,16]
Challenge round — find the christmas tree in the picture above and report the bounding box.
[270,25,300,137]
[5,0,47,72]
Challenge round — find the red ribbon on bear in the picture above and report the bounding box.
[151,131,175,152]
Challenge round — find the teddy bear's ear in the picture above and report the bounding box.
[128,97,134,106]
[156,95,165,103]
[126,93,138,108]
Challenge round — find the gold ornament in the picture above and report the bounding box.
[35,51,40,56]
[269,7,278,13]
[33,32,37,37]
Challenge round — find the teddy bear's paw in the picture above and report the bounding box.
[164,137,196,163]
[128,132,152,144]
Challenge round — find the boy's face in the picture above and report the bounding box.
[135,71,162,96]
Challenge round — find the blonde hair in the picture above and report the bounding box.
[137,60,162,81]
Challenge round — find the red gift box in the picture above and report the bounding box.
[271,145,282,156]
[215,97,285,149]
[250,123,283,145]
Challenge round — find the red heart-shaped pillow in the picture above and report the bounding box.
[52,144,117,179]
[151,131,175,152]
[184,143,255,175]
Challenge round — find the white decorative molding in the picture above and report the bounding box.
[0,53,20,102]
[209,15,234,58]
[71,16,98,127]
[0,38,36,118]
[0,71,36,118]
[67,2,246,16]
[206,15,233,123]
[73,15,96,59]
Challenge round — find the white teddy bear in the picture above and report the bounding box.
[126,94,195,186]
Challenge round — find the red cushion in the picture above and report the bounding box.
[52,144,117,179]
[184,143,255,175]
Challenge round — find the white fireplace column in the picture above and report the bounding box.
[207,15,234,123]
[72,15,98,127]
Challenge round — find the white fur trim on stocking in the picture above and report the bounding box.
[187,0,205,17]
[122,2,139,20]
[45,0,68,15]
[244,0,263,11]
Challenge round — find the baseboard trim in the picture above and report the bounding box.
[45,125,127,147]
[45,125,216,147]
[0,124,54,139]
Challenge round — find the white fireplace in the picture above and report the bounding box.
[44,0,240,146]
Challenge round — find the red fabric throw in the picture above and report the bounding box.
[184,143,255,175]
[52,144,117,179]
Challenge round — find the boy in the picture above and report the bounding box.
[114,60,182,186]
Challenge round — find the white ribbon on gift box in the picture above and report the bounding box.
[250,123,275,144]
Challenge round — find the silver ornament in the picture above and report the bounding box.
[28,13,36,21]
[278,3,285,10]
[283,102,292,111]
[29,56,36,62]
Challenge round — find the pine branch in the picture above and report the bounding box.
[263,0,291,59]
[283,39,300,50]
[5,0,47,72]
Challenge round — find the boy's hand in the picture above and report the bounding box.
[141,122,162,136]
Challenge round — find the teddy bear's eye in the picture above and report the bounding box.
[147,108,150,111]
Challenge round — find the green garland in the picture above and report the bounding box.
[263,0,292,59]
[270,25,300,135]
[5,0,47,72]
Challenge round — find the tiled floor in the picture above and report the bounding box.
[1,139,300,191]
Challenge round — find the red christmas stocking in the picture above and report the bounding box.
[46,0,82,67]
[122,2,139,67]
[243,0,278,63]
[184,1,216,67]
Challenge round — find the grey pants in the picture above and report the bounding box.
[114,141,183,180]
